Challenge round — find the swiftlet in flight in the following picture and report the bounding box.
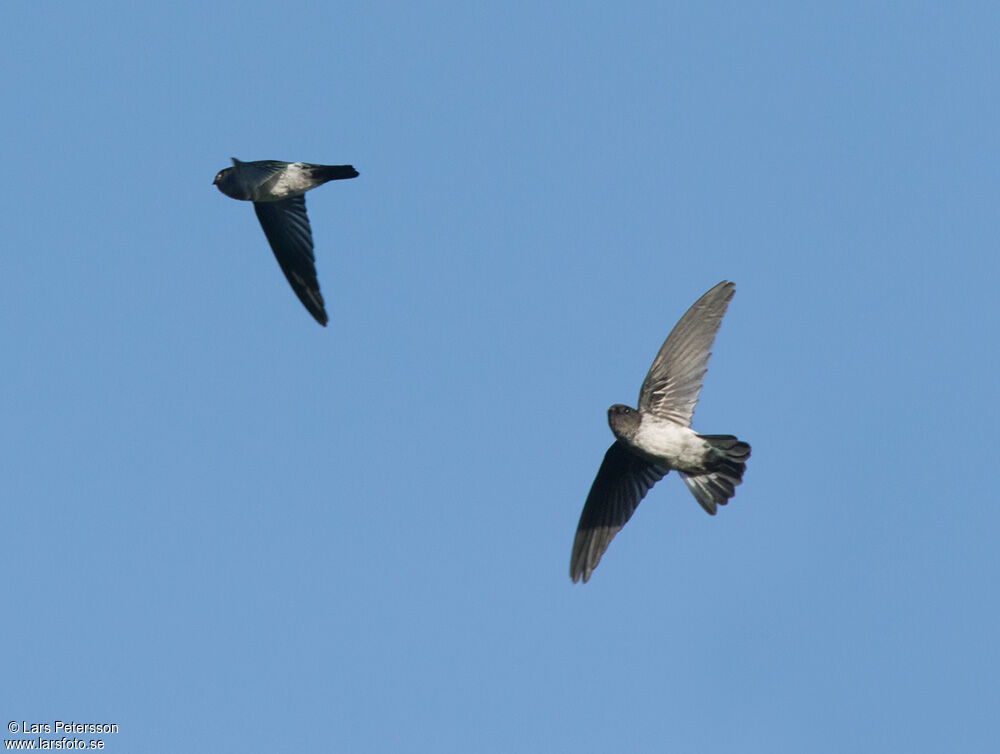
[570,280,751,583]
[213,158,359,326]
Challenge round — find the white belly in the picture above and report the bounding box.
[631,416,708,471]
[268,163,314,198]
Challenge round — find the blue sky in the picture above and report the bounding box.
[2,2,998,752]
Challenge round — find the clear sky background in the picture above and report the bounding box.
[2,2,998,752]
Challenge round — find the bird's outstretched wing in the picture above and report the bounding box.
[253,195,328,326]
[230,158,290,184]
[570,441,668,583]
[637,281,735,426]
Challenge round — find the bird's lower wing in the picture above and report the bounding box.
[253,196,328,326]
[570,441,668,583]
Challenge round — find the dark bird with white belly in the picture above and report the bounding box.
[570,280,751,583]
[213,158,359,326]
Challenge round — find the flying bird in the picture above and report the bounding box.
[213,158,359,326]
[570,280,751,583]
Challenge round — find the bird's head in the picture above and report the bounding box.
[213,159,243,190]
[212,166,244,199]
[607,404,640,440]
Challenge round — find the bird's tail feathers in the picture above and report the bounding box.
[310,164,360,183]
[679,434,750,515]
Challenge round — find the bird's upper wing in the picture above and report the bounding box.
[637,281,735,426]
[570,441,668,583]
[253,196,328,326]
[233,159,289,182]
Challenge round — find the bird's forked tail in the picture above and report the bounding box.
[679,434,751,515]
[310,164,360,183]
